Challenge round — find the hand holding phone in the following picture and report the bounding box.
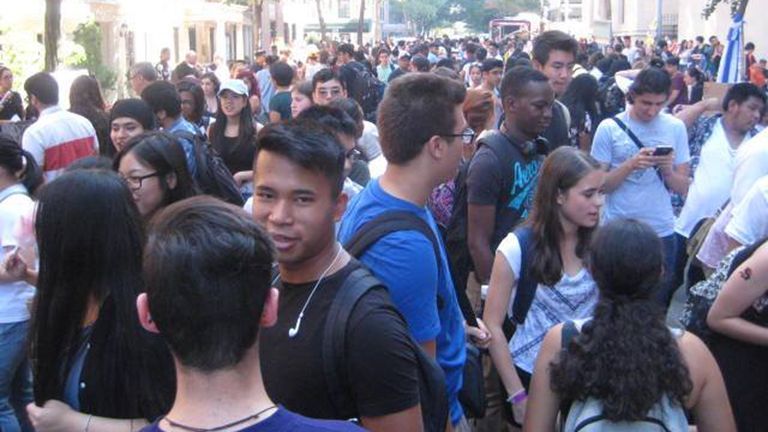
[653,146,673,156]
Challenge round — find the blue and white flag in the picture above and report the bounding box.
[717,13,745,83]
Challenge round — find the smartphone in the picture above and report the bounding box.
[653,146,673,156]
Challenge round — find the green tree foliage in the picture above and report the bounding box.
[438,0,540,32]
[70,22,116,91]
[702,0,748,19]
[393,0,449,35]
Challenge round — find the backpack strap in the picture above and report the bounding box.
[344,211,478,327]
[322,267,382,418]
[511,226,537,324]
[561,320,579,349]
[610,117,664,183]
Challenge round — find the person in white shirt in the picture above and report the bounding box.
[675,84,765,277]
[591,67,690,307]
[0,136,42,432]
[21,73,98,181]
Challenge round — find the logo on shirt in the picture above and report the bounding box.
[507,160,541,218]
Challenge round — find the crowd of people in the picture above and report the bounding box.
[0,27,767,432]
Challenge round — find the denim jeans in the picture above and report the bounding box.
[0,320,34,432]
[655,235,679,309]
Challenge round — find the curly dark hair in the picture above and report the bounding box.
[549,219,693,421]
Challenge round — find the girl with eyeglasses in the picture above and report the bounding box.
[113,132,199,220]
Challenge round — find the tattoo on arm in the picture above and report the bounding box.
[740,267,753,281]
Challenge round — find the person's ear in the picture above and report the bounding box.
[260,288,279,327]
[532,58,545,71]
[333,190,349,222]
[136,293,160,334]
[165,172,178,190]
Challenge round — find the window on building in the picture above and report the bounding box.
[339,0,350,19]
[188,27,197,51]
[173,28,180,63]
[209,28,216,61]
[244,25,254,60]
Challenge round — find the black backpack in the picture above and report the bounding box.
[345,62,385,123]
[323,266,449,432]
[444,131,530,301]
[344,211,487,419]
[171,130,244,206]
[597,77,626,119]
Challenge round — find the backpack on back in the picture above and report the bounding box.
[171,130,244,206]
[558,321,689,432]
[444,130,525,301]
[344,211,486,419]
[346,62,385,123]
[322,266,449,432]
[597,77,626,119]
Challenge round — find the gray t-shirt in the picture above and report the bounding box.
[591,111,689,237]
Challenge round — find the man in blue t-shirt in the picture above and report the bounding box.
[339,73,489,430]
[137,196,363,432]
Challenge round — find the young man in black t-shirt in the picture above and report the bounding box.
[531,30,578,151]
[251,121,423,431]
[467,66,553,286]
[137,196,362,432]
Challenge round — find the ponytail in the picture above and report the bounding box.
[549,219,693,422]
[0,135,43,195]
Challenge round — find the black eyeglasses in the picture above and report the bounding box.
[441,128,476,145]
[120,172,160,190]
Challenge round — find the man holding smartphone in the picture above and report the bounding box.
[591,67,690,307]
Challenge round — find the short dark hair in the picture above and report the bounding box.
[337,43,355,56]
[255,120,345,197]
[24,72,59,105]
[475,47,488,62]
[296,105,357,138]
[629,67,672,98]
[480,58,504,73]
[312,68,345,91]
[664,57,680,68]
[377,73,466,165]
[500,66,550,103]
[141,81,182,118]
[131,62,158,82]
[745,42,755,51]
[722,82,767,112]
[328,98,364,137]
[411,55,431,72]
[532,30,578,66]
[270,61,295,87]
[144,196,275,371]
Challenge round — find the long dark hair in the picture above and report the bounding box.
[560,74,599,134]
[0,134,42,194]
[30,170,168,416]
[209,92,256,152]
[528,147,601,285]
[113,132,199,219]
[176,79,205,124]
[69,75,111,156]
[550,219,693,421]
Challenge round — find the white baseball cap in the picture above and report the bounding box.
[218,79,249,96]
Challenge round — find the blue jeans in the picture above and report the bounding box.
[0,321,34,432]
[655,235,679,309]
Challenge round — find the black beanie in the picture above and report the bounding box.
[109,99,155,130]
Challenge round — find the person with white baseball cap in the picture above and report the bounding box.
[209,79,260,194]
